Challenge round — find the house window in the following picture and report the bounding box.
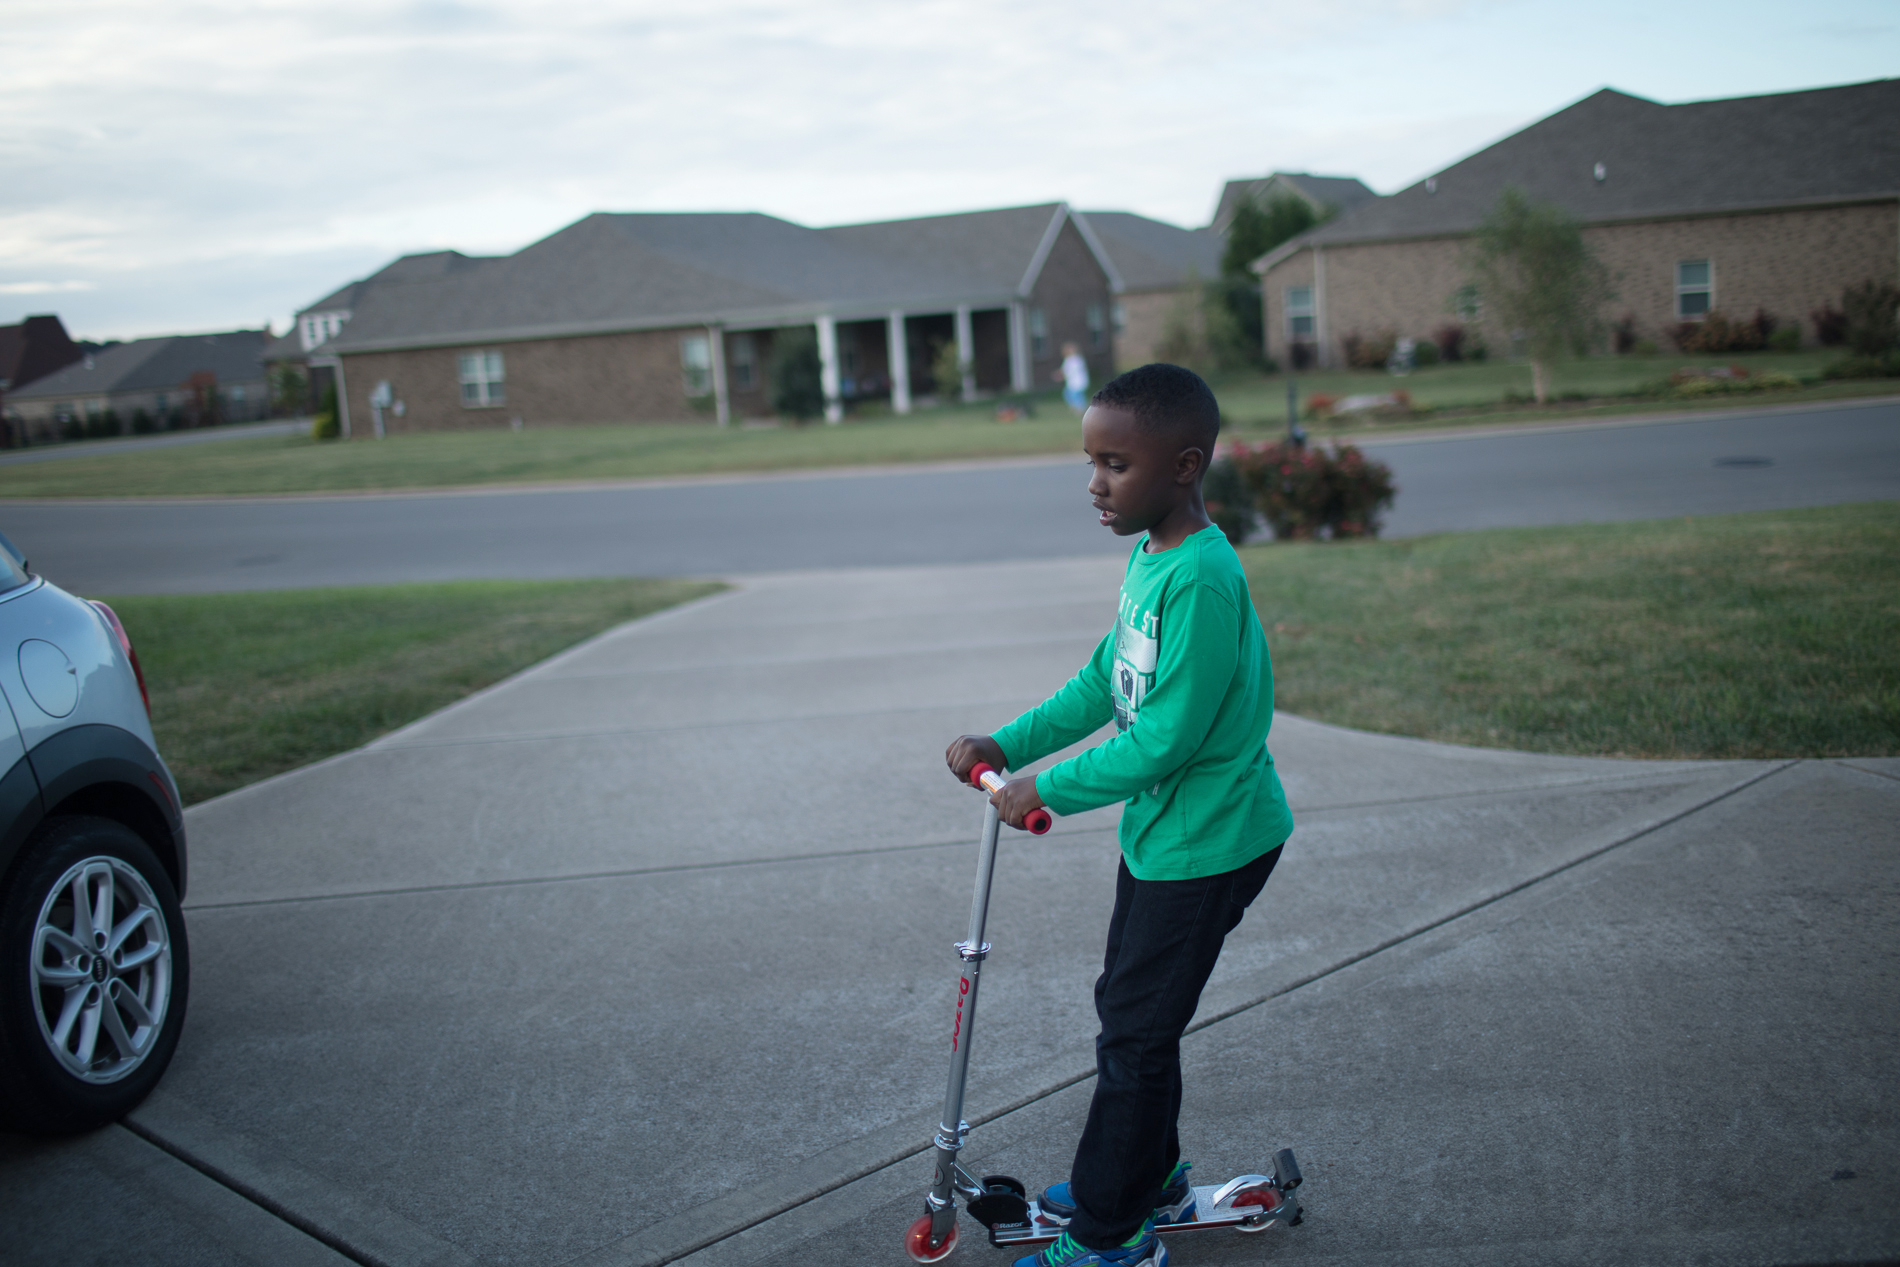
[230,385,247,403]
[304,319,319,345]
[1677,260,1712,319]
[1286,286,1316,340]
[730,334,756,390]
[459,351,506,406]
[1086,304,1105,349]
[1029,308,1048,357]
[1111,302,1126,334]
[680,335,711,396]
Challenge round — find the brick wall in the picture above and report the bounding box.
[1261,200,1899,366]
[1029,219,1115,388]
[337,326,707,435]
[1114,288,1190,370]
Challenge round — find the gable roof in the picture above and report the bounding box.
[1265,78,1900,263]
[328,204,1113,355]
[1078,211,1221,292]
[1212,173,1376,232]
[0,315,82,392]
[7,330,268,402]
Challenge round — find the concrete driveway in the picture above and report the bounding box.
[4,554,1893,1266]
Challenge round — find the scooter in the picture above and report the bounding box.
[905,763,1303,1262]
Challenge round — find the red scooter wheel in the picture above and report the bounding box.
[905,1211,960,1262]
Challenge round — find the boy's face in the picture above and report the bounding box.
[1082,404,1197,537]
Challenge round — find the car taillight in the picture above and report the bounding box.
[87,600,151,716]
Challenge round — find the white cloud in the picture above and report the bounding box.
[1,0,1894,338]
[0,280,95,295]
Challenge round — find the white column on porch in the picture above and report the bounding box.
[887,310,911,414]
[1313,246,1329,369]
[707,324,730,426]
[816,314,843,423]
[954,304,975,402]
[1006,301,1031,392]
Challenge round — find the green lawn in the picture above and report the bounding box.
[108,578,723,806]
[4,352,1891,499]
[1244,502,1900,759]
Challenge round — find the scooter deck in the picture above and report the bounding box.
[988,1180,1301,1247]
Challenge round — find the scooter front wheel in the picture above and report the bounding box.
[905,1212,960,1262]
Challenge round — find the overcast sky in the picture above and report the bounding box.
[3,0,1893,342]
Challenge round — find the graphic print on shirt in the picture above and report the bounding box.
[1112,590,1159,732]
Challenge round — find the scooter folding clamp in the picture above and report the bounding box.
[955,940,991,962]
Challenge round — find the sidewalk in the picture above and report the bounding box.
[3,555,1893,1267]
[0,418,306,466]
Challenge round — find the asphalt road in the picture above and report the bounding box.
[3,397,1895,595]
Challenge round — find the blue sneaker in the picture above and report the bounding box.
[1012,1224,1168,1267]
[1039,1161,1195,1227]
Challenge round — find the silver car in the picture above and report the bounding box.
[0,530,188,1134]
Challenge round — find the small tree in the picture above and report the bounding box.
[269,363,309,416]
[770,327,826,423]
[928,338,967,403]
[1463,188,1612,404]
[1219,193,1329,366]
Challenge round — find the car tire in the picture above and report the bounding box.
[0,816,190,1134]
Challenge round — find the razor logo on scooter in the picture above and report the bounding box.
[946,980,965,1056]
[903,777,1306,1262]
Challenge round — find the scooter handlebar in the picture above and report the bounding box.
[967,762,1052,835]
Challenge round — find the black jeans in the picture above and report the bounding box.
[1066,843,1282,1249]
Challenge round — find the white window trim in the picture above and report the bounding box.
[680,334,712,397]
[1285,285,1316,340]
[1676,259,1713,321]
[1029,307,1048,357]
[458,350,506,407]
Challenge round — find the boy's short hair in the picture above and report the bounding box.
[1090,363,1221,455]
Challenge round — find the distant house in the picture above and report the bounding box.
[1254,79,1900,369]
[1079,212,1221,368]
[0,315,84,443]
[1210,172,1376,234]
[5,329,271,440]
[315,203,1117,434]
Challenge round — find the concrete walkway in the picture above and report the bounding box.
[3,556,1894,1266]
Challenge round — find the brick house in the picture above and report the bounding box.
[1255,79,1900,369]
[4,329,271,440]
[318,204,1117,436]
[0,314,85,445]
[1079,212,1220,368]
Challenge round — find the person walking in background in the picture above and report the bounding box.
[1059,342,1090,413]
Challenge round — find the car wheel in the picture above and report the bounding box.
[0,816,189,1134]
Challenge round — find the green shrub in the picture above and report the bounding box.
[770,327,826,422]
[130,408,158,435]
[58,415,84,441]
[311,385,340,440]
[1767,323,1802,353]
[1671,309,1778,354]
[1822,351,1900,380]
[1202,456,1257,544]
[1842,280,1900,356]
[85,410,122,440]
[1411,338,1440,367]
[1228,439,1396,540]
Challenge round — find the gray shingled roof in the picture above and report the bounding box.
[329,204,1104,354]
[7,330,268,401]
[1078,212,1221,291]
[1277,78,1899,256]
[1212,173,1376,232]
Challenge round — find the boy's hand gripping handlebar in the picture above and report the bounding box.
[967,763,1052,835]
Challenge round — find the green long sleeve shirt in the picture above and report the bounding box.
[993,525,1292,880]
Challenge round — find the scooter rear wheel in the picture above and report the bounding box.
[905,1212,959,1262]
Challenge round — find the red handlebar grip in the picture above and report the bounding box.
[968,762,1053,834]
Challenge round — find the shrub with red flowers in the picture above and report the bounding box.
[1224,439,1397,540]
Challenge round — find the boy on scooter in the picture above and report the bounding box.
[946,363,1293,1267]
